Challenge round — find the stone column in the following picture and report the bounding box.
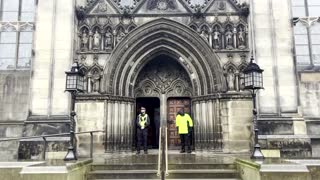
[209,28,213,48]
[160,94,167,128]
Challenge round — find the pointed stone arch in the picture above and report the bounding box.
[103,18,227,96]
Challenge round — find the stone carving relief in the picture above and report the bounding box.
[116,26,126,45]
[200,25,210,42]
[104,27,113,49]
[189,17,248,51]
[223,54,248,92]
[147,0,177,10]
[212,25,221,49]
[80,28,90,51]
[134,57,192,97]
[92,27,102,51]
[78,19,136,53]
[78,55,103,94]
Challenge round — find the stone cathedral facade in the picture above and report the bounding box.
[0,0,319,160]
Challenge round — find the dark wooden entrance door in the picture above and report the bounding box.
[167,98,191,149]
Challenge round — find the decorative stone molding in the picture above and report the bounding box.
[76,94,135,102]
[103,18,227,96]
[134,57,192,97]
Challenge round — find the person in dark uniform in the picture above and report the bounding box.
[136,107,150,154]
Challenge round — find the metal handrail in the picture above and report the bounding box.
[0,130,104,142]
[165,127,169,176]
[157,127,162,177]
[0,130,105,160]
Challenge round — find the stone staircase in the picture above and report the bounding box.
[87,162,159,180]
[86,154,241,180]
[166,161,241,180]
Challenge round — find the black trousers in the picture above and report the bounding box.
[180,134,191,151]
[137,128,148,151]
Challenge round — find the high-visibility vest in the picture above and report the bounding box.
[176,113,193,134]
[139,114,148,129]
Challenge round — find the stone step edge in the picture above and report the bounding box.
[168,169,237,173]
[89,170,158,174]
[91,179,241,180]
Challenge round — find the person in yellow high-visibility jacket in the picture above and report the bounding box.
[176,108,193,153]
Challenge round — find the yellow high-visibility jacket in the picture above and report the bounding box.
[176,113,193,134]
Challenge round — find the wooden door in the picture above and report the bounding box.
[167,98,191,149]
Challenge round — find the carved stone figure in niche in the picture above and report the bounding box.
[116,29,126,44]
[200,30,209,42]
[80,29,89,51]
[147,0,177,10]
[213,27,221,49]
[238,27,246,49]
[239,73,245,90]
[90,78,100,93]
[92,29,101,50]
[226,68,235,91]
[105,29,113,49]
[225,28,233,50]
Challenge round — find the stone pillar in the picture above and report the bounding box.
[160,94,167,128]
[209,28,213,48]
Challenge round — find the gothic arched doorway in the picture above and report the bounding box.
[103,18,227,152]
[134,54,193,149]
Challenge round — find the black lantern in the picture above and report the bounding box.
[243,56,264,90]
[243,56,265,160]
[64,62,84,161]
[65,62,84,92]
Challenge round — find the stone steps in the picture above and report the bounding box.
[166,169,240,179]
[91,163,158,170]
[88,154,241,180]
[87,169,159,179]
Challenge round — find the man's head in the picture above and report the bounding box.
[141,107,146,114]
[178,108,185,116]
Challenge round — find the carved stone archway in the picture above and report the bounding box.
[103,18,227,97]
[134,54,193,98]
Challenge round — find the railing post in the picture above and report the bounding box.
[42,137,47,160]
[157,127,162,177]
[165,127,168,176]
[90,132,93,158]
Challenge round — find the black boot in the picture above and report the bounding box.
[180,149,185,153]
[136,151,140,155]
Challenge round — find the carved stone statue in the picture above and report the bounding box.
[238,27,246,49]
[226,68,235,91]
[116,30,126,44]
[92,29,101,50]
[225,28,233,50]
[200,30,209,42]
[213,27,221,49]
[80,29,89,51]
[90,77,100,93]
[105,30,113,49]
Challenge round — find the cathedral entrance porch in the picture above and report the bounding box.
[136,97,160,149]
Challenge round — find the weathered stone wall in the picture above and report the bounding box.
[75,99,135,157]
[0,71,30,160]
[193,96,252,153]
[300,73,320,157]
[221,99,252,153]
[30,0,75,116]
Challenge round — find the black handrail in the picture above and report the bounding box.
[0,130,105,160]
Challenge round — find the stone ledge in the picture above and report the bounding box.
[260,164,309,173]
